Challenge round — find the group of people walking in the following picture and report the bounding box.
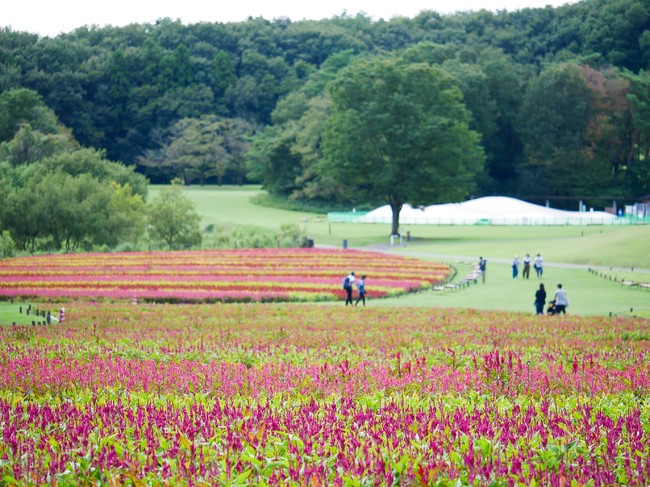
[342,272,367,306]
[476,253,543,283]
[512,253,543,279]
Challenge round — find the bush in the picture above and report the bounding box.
[203,224,308,249]
[0,231,15,258]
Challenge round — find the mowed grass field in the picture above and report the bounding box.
[148,185,650,318]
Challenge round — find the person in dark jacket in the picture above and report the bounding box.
[534,283,546,315]
[343,272,355,306]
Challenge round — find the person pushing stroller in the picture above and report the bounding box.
[547,284,569,315]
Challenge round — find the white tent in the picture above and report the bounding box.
[357,196,617,225]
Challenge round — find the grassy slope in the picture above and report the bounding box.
[148,185,319,231]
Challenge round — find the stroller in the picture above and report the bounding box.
[546,300,557,315]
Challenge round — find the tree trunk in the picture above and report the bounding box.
[390,202,402,236]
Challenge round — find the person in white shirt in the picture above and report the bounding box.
[553,283,568,314]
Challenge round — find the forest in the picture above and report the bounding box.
[1,0,650,243]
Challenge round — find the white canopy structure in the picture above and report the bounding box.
[357,196,618,225]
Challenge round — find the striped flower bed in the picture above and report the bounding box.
[0,248,450,302]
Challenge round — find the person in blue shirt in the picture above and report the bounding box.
[512,255,519,278]
[343,272,355,305]
[355,275,367,306]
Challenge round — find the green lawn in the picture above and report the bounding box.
[376,259,650,317]
[0,301,59,326]
[148,185,321,232]
[393,225,650,269]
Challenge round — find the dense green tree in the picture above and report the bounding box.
[321,56,484,235]
[211,50,237,98]
[0,161,10,201]
[518,63,594,199]
[0,123,78,166]
[279,20,364,66]
[247,94,335,201]
[0,230,16,258]
[139,116,255,185]
[1,175,42,252]
[105,182,147,245]
[622,69,650,196]
[440,59,499,184]
[146,185,202,250]
[41,147,148,197]
[159,44,195,89]
[518,63,634,202]
[0,124,149,251]
[225,50,296,123]
[46,173,145,251]
[244,50,356,199]
[581,0,650,72]
[30,172,106,251]
[339,42,528,193]
[581,65,631,180]
[400,41,457,66]
[156,84,216,125]
[475,49,529,191]
[0,167,145,252]
[212,118,257,184]
[289,96,337,201]
[246,124,303,196]
[0,88,61,142]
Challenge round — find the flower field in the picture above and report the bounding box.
[0,249,451,303]
[2,302,650,485]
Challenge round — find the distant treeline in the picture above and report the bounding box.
[1,0,650,208]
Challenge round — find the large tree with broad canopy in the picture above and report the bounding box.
[321,56,485,235]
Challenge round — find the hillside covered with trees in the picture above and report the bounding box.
[1,0,650,246]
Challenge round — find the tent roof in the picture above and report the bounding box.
[359,196,615,225]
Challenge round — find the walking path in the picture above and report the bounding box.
[333,243,650,274]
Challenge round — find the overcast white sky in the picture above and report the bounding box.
[4,0,578,38]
